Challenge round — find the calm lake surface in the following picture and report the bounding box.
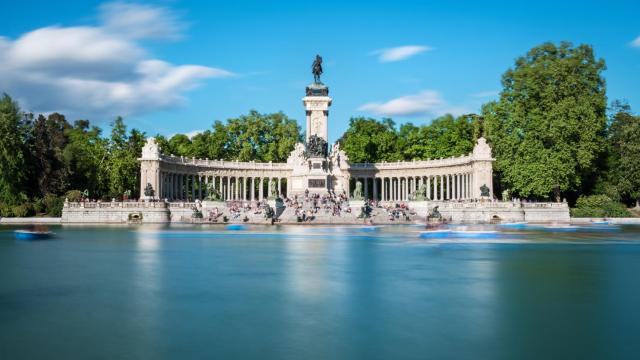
[1,224,639,360]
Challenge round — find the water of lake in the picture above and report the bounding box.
[1,224,639,360]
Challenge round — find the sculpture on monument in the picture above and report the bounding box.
[143,183,155,197]
[305,134,328,158]
[312,54,323,83]
[414,183,428,201]
[269,179,279,199]
[480,184,491,198]
[205,183,222,201]
[352,181,364,200]
[427,206,442,220]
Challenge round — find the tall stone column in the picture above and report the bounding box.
[278,177,282,197]
[373,177,378,200]
[471,137,494,199]
[138,138,162,200]
[191,175,196,201]
[259,178,263,200]
[393,178,397,201]
[431,176,436,200]
[363,178,368,200]
[250,177,254,201]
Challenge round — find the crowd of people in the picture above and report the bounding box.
[190,189,419,223]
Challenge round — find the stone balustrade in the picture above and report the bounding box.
[161,155,292,169]
[348,154,474,169]
[64,201,168,209]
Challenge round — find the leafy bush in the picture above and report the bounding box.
[65,190,83,202]
[11,203,34,217]
[0,203,12,217]
[32,198,45,214]
[571,195,631,218]
[44,194,64,217]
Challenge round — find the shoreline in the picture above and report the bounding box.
[3,217,640,225]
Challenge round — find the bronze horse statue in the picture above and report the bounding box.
[312,55,323,83]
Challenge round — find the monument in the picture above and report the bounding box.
[289,55,334,196]
[63,55,574,224]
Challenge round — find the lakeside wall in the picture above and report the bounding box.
[52,200,576,224]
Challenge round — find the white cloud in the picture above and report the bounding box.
[0,2,232,120]
[631,36,640,48]
[371,45,432,62]
[358,90,469,117]
[99,1,186,41]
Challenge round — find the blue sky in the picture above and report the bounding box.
[1,0,639,143]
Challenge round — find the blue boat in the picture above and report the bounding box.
[226,224,247,231]
[420,230,499,239]
[14,230,54,240]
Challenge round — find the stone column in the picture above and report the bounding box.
[190,175,195,201]
[431,176,436,200]
[363,178,368,200]
[171,173,175,200]
[394,178,397,201]
[251,177,255,200]
[403,177,407,201]
[373,177,378,200]
[185,174,189,201]
[426,176,430,200]
[464,173,468,199]
[278,177,282,197]
[259,178,263,200]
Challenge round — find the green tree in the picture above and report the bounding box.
[607,101,640,207]
[0,94,28,204]
[421,114,475,159]
[30,113,71,196]
[167,134,194,157]
[225,110,301,162]
[107,118,145,198]
[63,120,110,198]
[484,42,607,200]
[338,117,400,163]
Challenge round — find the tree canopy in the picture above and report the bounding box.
[605,101,640,207]
[338,114,479,163]
[483,42,607,200]
[156,111,302,163]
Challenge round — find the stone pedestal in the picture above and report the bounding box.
[303,84,331,142]
[409,201,430,217]
[349,200,365,214]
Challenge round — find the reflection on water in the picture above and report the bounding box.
[0,224,639,359]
